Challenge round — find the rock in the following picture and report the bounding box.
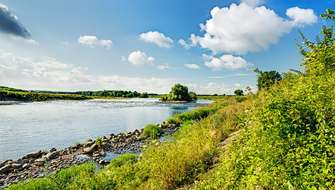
[45,151,59,160]
[74,155,91,164]
[34,157,46,166]
[83,143,98,154]
[22,151,43,160]
[85,139,94,147]
[49,148,57,152]
[98,159,109,165]
[22,163,30,169]
[11,163,22,169]
[0,160,12,168]
[0,164,12,174]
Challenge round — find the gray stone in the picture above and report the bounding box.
[22,151,43,160]
[83,143,97,154]
[0,164,12,174]
[0,160,12,168]
[22,163,30,169]
[34,157,46,166]
[74,155,91,164]
[45,151,59,160]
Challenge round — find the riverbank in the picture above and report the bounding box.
[0,101,217,189]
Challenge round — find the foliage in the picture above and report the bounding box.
[139,92,149,98]
[254,69,282,90]
[160,84,197,102]
[234,89,244,96]
[194,8,335,190]
[95,137,103,147]
[141,124,162,139]
[78,90,144,98]
[0,90,89,101]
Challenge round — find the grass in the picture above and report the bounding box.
[141,124,162,139]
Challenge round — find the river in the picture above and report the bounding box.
[0,98,211,161]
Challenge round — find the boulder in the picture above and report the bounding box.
[0,164,12,174]
[22,151,43,160]
[34,157,46,166]
[45,151,59,160]
[74,155,91,164]
[83,143,98,154]
[0,160,12,168]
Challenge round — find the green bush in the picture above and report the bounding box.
[141,124,162,139]
[160,84,197,102]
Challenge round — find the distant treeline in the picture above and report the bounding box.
[0,90,89,101]
[0,86,159,101]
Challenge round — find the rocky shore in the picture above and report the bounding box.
[0,122,179,189]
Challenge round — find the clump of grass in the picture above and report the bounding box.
[95,137,103,147]
[141,124,162,139]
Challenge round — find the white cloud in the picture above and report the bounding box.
[139,31,173,48]
[184,64,200,70]
[0,49,245,94]
[157,64,169,70]
[192,4,317,54]
[286,7,318,26]
[0,49,175,93]
[178,39,191,49]
[204,54,247,70]
[128,50,155,65]
[0,3,9,11]
[240,0,266,7]
[78,35,112,49]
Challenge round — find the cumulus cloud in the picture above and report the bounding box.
[192,3,317,54]
[184,64,200,70]
[140,31,173,48]
[0,49,173,93]
[286,7,318,26]
[78,35,112,49]
[0,49,242,94]
[240,0,266,7]
[0,3,31,38]
[178,39,191,49]
[204,54,248,70]
[128,51,155,65]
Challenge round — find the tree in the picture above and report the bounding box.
[189,92,197,101]
[234,89,244,96]
[254,69,282,90]
[161,84,197,102]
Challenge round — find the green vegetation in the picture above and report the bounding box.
[0,90,89,101]
[255,69,282,90]
[141,124,162,139]
[160,84,197,102]
[233,89,244,96]
[0,87,152,101]
[7,8,335,190]
[78,90,149,98]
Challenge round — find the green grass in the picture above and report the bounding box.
[141,124,162,139]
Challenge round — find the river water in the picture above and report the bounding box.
[0,98,211,161]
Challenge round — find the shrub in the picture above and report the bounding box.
[141,124,162,139]
[255,69,282,90]
[234,89,244,96]
[160,84,197,102]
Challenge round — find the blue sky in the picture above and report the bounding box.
[0,0,332,94]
